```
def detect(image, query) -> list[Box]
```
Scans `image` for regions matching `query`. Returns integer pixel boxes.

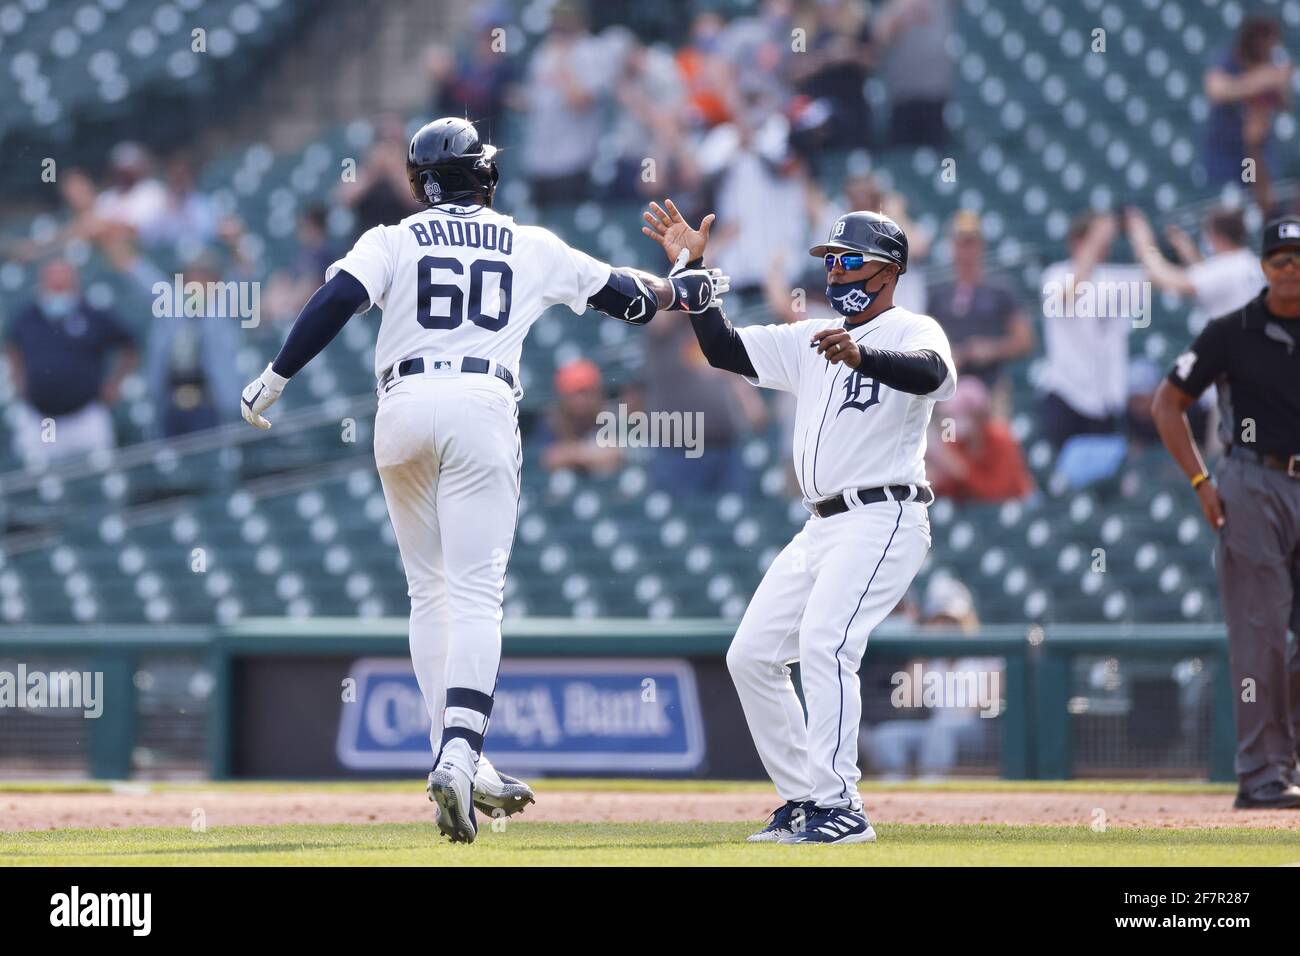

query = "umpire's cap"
[810,211,909,274]
[1262,217,1300,257]
[407,117,500,207]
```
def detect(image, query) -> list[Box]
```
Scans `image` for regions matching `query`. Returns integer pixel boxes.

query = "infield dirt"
[4,787,1298,832]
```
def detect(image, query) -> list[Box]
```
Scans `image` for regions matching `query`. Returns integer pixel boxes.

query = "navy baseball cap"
[1261,217,1300,256]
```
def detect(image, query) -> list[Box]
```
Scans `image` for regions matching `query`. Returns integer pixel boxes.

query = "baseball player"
[240,119,728,843]
[642,201,955,844]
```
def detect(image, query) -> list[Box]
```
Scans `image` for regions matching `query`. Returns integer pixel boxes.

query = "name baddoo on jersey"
[408,220,514,254]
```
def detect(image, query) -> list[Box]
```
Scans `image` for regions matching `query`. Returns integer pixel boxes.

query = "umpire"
[1153,217,1300,809]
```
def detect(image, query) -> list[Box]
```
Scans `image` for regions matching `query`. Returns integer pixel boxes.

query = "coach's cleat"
[746,800,815,843]
[427,747,479,843]
[473,755,536,818]
[1232,780,1300,810]
[778,806,878,845]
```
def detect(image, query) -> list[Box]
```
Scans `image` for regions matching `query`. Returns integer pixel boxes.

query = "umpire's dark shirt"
[6,300,134,417]
[1167,289,1300,456]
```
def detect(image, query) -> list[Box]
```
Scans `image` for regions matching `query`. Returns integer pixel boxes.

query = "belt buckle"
[1288,455,1300,478]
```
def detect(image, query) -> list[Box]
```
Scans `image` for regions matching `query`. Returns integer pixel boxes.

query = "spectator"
[643,310,764,495]
[5,260,138,465]
[536,360,622,476]
[1036,211,1144,449]
[425,5,517,141]
[45,145,167,254]
[927,377,1034,503]
[863,577,1003,778]
[337,113,422,235]
[147,253,242,438]
[265,205,341,323]
[788,0,876,150]
[1202,14,1292,214]
[605,30,697,199]
[1125,206,1266,329]
[718,0,794,106]
[926,211,1032,404]
[519,2,606,206]
[701,99,817,296]
[874,0,954,148]
[94,142,169,236]
[676,11,738,128]
[138,156,218,251]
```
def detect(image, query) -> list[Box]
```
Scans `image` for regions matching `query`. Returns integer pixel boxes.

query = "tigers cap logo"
[1281,223,1300,239]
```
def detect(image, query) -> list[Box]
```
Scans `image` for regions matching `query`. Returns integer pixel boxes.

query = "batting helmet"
[809,211,909,274]
[406,117,500,208]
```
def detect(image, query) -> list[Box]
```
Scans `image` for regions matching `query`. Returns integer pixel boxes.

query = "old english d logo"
[839,370,880,414]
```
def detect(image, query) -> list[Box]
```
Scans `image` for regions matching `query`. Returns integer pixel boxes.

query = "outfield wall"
[0,621,1235,781]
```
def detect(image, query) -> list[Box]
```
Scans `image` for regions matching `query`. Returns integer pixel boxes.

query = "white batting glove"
[240,363,289,430]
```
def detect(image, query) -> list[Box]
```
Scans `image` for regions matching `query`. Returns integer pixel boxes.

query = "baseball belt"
[381,356,516,392]
[810,484,935,518]
[1229,445,1300,478]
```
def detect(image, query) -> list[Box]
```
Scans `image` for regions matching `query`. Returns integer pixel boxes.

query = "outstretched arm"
[638,198,753,376]
[241,270,370,429]
[588,199,728,324]
[689,304,758,377]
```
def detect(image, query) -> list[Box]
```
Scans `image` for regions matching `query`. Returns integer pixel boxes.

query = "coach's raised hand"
[642,199,714,265]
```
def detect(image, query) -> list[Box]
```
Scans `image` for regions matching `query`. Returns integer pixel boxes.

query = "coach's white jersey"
[737,305,956,500]
[326,203,612,383]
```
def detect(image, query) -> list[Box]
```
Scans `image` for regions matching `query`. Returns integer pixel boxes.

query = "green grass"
[0,778,1239,795]
[3,821,1296,866]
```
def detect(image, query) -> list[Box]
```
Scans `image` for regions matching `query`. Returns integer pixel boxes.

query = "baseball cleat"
[1232,780,1300,810]
[746,800,815,843]
[473,756,536,818]
[427,750,479,844]
[778,806,878,845]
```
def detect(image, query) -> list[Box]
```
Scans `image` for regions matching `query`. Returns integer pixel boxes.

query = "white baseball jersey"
[326,203,612,383]
[736,305,956,500]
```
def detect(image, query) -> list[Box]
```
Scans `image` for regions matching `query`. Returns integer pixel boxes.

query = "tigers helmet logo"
[832,221,846,239]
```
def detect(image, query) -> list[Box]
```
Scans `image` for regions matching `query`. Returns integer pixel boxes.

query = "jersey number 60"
[416,256,513,332]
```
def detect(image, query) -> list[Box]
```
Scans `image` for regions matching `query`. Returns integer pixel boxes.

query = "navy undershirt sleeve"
[857,347,948,395]
[687,305,757,378]
[271,271,371,378]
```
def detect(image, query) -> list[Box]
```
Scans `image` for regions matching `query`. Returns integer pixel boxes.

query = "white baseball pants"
[727,498,931,810]
[374,369,520,764]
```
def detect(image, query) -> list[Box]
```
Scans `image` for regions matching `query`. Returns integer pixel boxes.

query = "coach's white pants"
[727,499,930,810]
[374,372,520,763]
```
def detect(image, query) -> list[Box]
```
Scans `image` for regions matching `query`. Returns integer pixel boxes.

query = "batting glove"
[240,363,289,430]
[666,250,731,314]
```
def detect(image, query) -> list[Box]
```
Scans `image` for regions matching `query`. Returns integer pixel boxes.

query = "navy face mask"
[826,264,890,317]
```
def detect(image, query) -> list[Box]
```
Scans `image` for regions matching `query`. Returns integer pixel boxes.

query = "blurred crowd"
[1,3,1292,543]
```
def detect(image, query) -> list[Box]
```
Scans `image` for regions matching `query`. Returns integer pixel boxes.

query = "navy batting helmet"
[809,211,909,274]
[406,117,500,207]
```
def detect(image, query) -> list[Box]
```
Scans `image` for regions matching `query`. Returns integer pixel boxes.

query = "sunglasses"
[823,252,869,271]
[1266,251,1300,269]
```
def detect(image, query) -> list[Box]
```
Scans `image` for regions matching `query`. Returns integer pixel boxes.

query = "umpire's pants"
[1215,454,1300,789]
